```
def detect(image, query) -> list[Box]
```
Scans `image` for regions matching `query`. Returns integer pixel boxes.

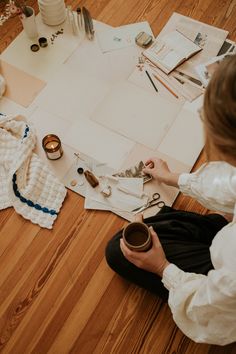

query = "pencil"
[145,70,158,92]
[153,74,179,99]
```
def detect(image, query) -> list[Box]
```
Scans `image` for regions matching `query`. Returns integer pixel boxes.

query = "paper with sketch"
[97,21,153,53]
[92,81,182,150]
[85,177,148,212]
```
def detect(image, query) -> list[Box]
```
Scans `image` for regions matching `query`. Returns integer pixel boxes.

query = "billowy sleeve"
[162,251,236,345]
[178,162,236,214]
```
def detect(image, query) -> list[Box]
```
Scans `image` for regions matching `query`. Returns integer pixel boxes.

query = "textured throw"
[0,113,67,229]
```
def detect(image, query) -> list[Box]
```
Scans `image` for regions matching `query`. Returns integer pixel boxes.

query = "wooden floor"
[0,0,236,353]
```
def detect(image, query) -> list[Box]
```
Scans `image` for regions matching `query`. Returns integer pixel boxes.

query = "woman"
[105,55,236,345]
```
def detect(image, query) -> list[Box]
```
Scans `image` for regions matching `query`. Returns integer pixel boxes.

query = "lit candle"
[42,134,63,160]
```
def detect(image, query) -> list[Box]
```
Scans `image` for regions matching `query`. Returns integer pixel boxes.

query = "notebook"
[143,30,202,74]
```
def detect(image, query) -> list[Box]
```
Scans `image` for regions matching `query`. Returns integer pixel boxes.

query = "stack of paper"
[84,176,148,214]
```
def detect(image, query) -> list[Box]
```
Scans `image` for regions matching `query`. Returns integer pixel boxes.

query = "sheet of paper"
[34,64,112,121]
[92,81,182,150]
[1,14,80,81]
[85,177,148,212]
[62,155,115,197]
[84,198,135,221]
[0,60,46,107]
[128,65,185,103]
[158,105,204,166]
[0,96,28,116]
[28,107,72,142]
[62,118,135,170]
[65,36,141,85]
[97,21,153,53]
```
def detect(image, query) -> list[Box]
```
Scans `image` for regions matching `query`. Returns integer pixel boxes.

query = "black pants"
[105,206,228,301]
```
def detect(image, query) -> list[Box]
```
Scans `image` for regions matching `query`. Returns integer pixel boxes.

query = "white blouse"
[162,161,236,345]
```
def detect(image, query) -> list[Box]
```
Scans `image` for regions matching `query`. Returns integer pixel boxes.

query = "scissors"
[132,192,165,214]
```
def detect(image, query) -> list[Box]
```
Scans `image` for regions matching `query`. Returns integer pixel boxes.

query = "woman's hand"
[143,157,180,187]
[120,225,170,277]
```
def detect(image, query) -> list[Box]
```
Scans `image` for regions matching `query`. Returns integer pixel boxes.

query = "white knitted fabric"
[0,113,67,229]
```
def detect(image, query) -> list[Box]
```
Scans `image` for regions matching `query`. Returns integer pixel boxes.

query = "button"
[77,167,84,174]
[70,179,77,187]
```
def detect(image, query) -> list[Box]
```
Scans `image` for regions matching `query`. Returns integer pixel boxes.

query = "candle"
[42,134,63,160]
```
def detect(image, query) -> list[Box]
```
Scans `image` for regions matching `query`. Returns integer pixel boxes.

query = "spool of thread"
[84,170,99,188]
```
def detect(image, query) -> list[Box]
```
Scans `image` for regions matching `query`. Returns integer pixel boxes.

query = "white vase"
[38,0,66,26]
[20,6,38,39]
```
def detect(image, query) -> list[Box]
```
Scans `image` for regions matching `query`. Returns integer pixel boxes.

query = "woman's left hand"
[120,226,170,277]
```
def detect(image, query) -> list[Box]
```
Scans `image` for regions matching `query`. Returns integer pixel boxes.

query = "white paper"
[0,96,28,116]
[158,106,204,166]
[85,177,148,212]
[92,81,182,150]
[1,14,80,81]
[97,21,153,53]
[128,65,185,103]
[62,119,135,170]
[65,37,141,85]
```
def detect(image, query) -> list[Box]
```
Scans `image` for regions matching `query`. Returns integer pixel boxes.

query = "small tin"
[135,31,153,48]
[42,134,63,160]
[30,43,40,52]
[39,37,48,47]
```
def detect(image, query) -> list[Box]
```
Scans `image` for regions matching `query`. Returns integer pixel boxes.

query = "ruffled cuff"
[162,263,185,290]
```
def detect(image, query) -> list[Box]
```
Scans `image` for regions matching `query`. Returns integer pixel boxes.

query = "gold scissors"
[132,192,165,214]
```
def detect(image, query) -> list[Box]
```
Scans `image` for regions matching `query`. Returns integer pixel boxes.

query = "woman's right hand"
[143,157,180,187]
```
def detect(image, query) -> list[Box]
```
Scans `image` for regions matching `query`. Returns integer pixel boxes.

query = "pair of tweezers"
[82,6,94,40]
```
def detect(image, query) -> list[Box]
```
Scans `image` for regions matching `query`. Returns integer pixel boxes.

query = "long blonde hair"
[203,54,236,165]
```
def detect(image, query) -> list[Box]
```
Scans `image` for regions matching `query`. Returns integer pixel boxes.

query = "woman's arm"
[143,158,236,214]
[162,262,236,345]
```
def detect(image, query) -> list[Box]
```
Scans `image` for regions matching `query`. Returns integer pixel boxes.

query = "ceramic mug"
[123,222,152,252]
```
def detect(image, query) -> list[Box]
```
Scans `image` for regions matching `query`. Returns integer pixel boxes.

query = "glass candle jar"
[42,134,63,160]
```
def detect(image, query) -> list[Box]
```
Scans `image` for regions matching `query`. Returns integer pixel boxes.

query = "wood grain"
[1,0,236,353]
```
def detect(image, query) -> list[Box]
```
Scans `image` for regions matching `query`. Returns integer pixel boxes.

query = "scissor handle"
[157,201,165,208]
[148,193,160,206]
[152,192,161,200]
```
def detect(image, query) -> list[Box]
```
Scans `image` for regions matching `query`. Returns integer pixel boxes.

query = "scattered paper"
[195,40,236,87]
[85,177,148,212]
[92,81,182,150]
[97,21,153,53]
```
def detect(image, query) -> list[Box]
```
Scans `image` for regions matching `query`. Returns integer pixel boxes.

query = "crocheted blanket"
[0,113,67,229]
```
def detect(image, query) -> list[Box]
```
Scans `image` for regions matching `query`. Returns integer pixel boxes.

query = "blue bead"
[20,196,27,203]
[15,191,20,197]
[50,210,57,215]
[35,204,41,210]
[42,207,49,213]
[27,200,34,207]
